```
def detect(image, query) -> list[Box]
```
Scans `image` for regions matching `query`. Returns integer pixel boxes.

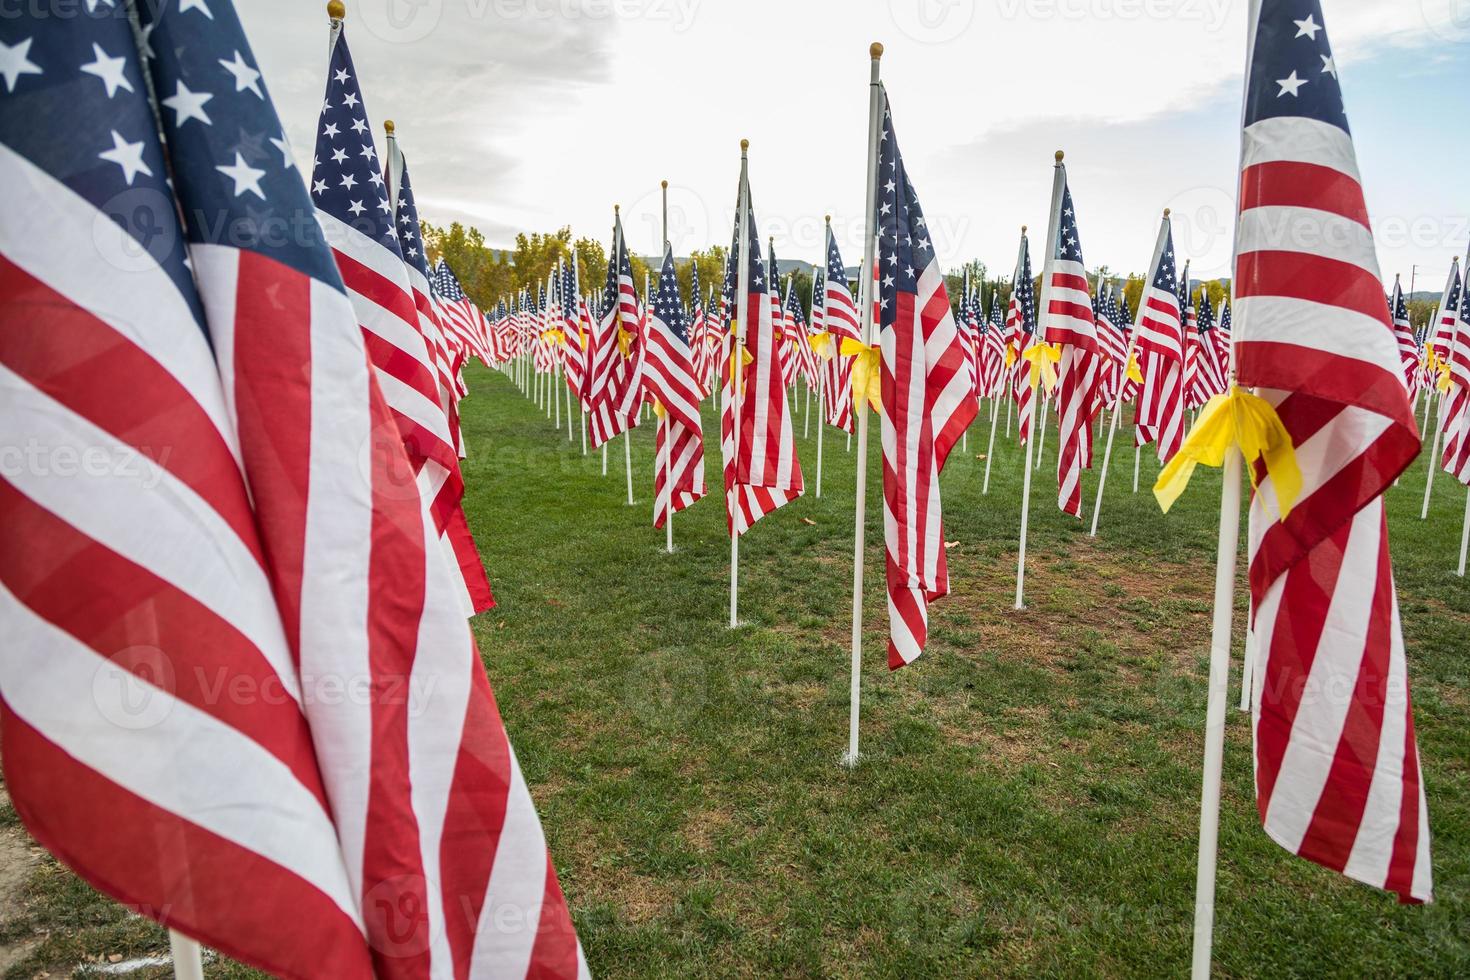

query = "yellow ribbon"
[617,326,634,358]
[1437,360,1452,393]
[809,331,835,361]
[1126,351,1144,384]
[654,401,666,419]
[727,342,755,394]
[841,337,881,413]
[1153,386,1302,519]
[540,328,565,346]
[1004,341,1018,369]
[1022,342,1062,393]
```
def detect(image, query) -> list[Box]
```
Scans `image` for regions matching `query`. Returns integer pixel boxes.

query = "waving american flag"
[875,88,977,669]
[1041,168,1100,518]
[817,222,860,433]
[1132,215,1185,462]
[1388,275,1418,397]
[1237,0,1429,903]
[646,246,708,528]
[0,2,586,976]
[1006,230,1039,443]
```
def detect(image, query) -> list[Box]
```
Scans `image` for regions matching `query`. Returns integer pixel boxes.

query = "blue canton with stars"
[1217,297,1228,333]
[1012,236,1036,336]
[653,245,688,343]
[825,226,852,298]
[1053,183,1085,267]
[0,5,204,329]
[1152,224,1179,295]
[312,27,398,254]
[392,158,431,278]
[1244,0,1348,135]
[874,86,938,333]
[1197,286,1215,333]
[436,258,469,302]
[135,0,341,290]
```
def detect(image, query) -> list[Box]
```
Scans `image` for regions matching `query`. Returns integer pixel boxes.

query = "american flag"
[722,170,803,534]
[435,258,495,368]
[645,246,708,527]
[687,262,712,396]
[560,256,591,408]
[1006,231,1039,443]
[955,276,982,406]
[1189,284,1228,407]
[816,223,859,433]
[0,3,587,977]
[981,291,1007,398]
[1132,215,1185,462]
[1441,258,1470,483]
[765,239,796,387]
[312,23,495,614]
[1236,0,1430,902]
[1212,293,1233,381]
[875,88,977,669]
[1094,282,1128,406]
[1389,275,1418,397]
[1040,170,1100,518]
[784,273,817,387]
[587,215,643,448]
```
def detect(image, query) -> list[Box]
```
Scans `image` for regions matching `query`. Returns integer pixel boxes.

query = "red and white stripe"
[1042,247,1099,519]
[1237,108,1431,902]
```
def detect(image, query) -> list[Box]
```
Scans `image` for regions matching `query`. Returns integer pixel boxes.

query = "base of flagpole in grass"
[1422,395,1443,520]
[1190,448,1243,980]
[1459,485,1470,577]
[1015,429,1036,610]
[1132,442,1141,493]
[169,931,204,980]
[602,442,608,476]
[624,430,635,505]
[982,393,1000,495]
[1238,621,1256,713]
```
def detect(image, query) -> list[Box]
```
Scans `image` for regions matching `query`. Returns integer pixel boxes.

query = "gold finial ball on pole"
[870,42,884,59]
[740,138,749,151]
[825,214,831,223]
[661,179,668,189]
[383,119,395,135]
[1021,224,1027,233]
[1054,150,1064,162]
[1163,208,1171,217]
[614,204,620,214]
[327,0,346,21]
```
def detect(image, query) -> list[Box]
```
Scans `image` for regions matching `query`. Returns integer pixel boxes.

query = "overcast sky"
[241,0,1470,289]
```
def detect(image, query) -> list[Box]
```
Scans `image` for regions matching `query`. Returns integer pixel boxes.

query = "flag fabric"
[874,88,978,669]
[0,5,588,979]
[1236,0,1430,903]
[1040,171,1101,518]
[312,24,495,615]
[1132,217,1186,462]
[645,246,708,527]
[587,217,643,448]
[818,223,860,433]
[388,151,495,609]
[1094,282,1128,406]
[981,292,1007,398]
[1430,262,1461,364]
[1389,277,1418,397]
[722,172,803,535]
[435,258,495,367]
[784,274,816,387]
[1441,259,1470,483]
[1007,232,1040,443]
[688,263,712,396]
[1181,285,1228,408]
[559,257,591,407]
[1213,294,1233,381]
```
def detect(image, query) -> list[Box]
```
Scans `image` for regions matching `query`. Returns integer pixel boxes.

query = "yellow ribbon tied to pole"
[1022,341,1062,393]
[728,340,755,394]
[617,326,634,358]
[1004,340,1018,369]
[1153,386,1302,518]
[841,337,881,413]
[1125,351,1144,384]
[540,329,565,347]
[1437,360,1452,393]
[809,331,835,362]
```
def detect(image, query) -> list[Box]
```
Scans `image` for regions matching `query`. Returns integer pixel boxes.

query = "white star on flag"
[215,151,266,198]
[161,80,213,127]
[80,42,131,98]
[1276,71,1306,97]
[218,50,262,97]
[0,37,42,92]
[98,129,151,185]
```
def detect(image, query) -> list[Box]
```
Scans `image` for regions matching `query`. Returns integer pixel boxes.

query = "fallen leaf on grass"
[976,454,987,460]
[944,540,959,549]
[800,517,817,526]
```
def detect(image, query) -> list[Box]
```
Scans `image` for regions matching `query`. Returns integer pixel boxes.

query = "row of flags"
[0,0,1447,973]
[484,0,1435,925]
[0,2,585,977]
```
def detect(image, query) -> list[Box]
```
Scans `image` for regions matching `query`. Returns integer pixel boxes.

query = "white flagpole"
[1238,618,1257,713]
[982,388,1000,494]
[816,364,826,498]
[1091,212,1170,536]
[1035,395,1050,471]
[1459,486,1470,577]
[169,931,205,980]
[1133,441,1141,493]
[1191,447,1243,980]
[1017,151,1065,617]
[844,42,884,768]
[661,181,674,553]
[816,216,833,500]
[730,142,753,628]
[1422,391,1442,520]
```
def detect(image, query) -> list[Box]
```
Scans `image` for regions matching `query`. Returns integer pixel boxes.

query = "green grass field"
[2,362,1466,978]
